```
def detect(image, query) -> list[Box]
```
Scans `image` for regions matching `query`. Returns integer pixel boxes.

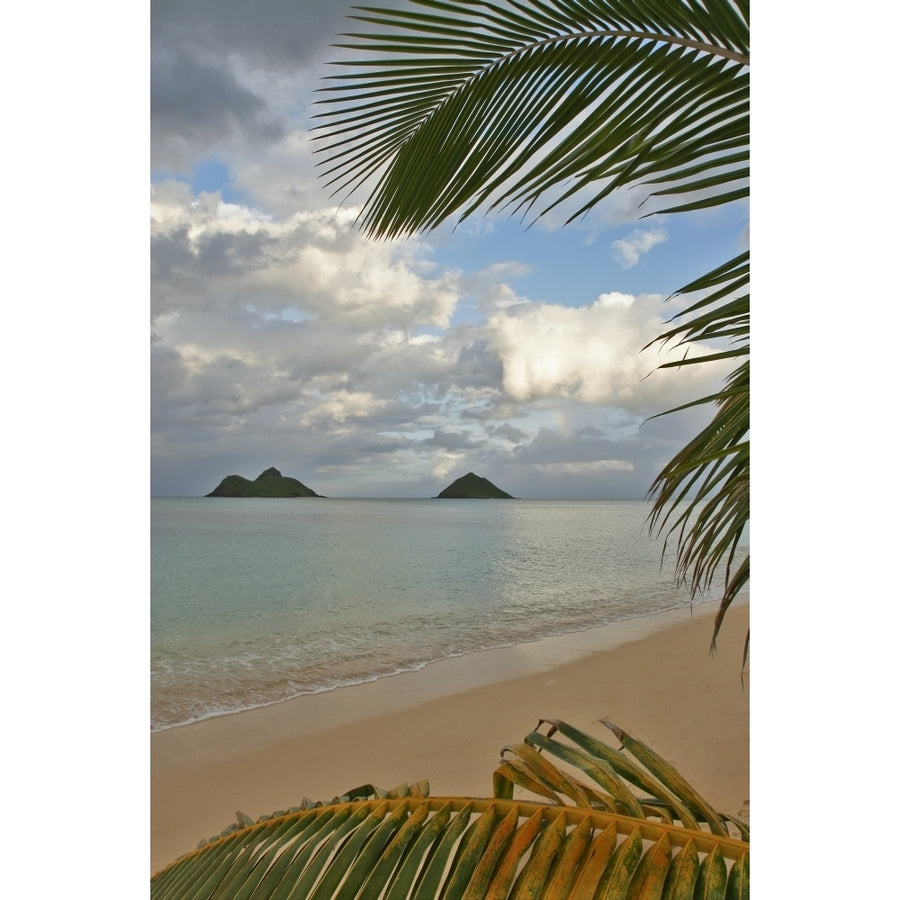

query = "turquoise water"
[151,498,745,731]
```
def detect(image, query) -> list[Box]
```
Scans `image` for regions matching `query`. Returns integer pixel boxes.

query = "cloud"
[150,0,412,172]
[610,228,668,269]
[487,422,530,444]
[151,48,284,169]
[151,183,460,330]
[299,390,388,428]
[151,0,367,71]
[535,459,633,474]
[484,291,726,412]
[427,428,485,451]
[151,176,730,498]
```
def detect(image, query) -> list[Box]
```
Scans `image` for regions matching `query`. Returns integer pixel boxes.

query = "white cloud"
[299,390,387,427]
[233,130,333,218]
[152,184,461,330]
[486,293,684,408]
[611,227,667,269]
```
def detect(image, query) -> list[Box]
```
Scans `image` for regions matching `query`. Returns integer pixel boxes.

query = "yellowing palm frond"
[151,720,749,899]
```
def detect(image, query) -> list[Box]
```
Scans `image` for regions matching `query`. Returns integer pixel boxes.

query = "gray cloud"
[151,0,408,169]
[152,0,354,70]
[151,48,284,160]
[487,423,530,444]
[426,428,485,452]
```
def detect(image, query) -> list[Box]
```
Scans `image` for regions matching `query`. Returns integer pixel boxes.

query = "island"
[436,472,515,499]
[205,467,324,498]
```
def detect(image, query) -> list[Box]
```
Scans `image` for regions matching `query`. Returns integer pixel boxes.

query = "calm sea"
[151,498,746,731]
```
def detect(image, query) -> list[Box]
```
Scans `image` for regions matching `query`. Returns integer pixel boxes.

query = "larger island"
[206,467,323,498]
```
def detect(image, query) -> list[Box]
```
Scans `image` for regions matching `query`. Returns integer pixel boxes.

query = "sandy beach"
[151,596,749,875]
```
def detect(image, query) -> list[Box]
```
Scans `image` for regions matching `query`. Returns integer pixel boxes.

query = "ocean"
[151,497,746,732]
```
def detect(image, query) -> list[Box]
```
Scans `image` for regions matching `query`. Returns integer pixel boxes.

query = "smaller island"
[206,467,324,498]
[436,472,514,499]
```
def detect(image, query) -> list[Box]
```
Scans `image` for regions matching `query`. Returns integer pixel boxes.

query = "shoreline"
[151,595,749,874]
[152,597,735,735]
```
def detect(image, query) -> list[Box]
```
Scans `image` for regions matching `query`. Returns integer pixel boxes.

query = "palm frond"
[494,718,748,840]
[151,720,749,899]
[646,253,749,659]
[313,0,749,237]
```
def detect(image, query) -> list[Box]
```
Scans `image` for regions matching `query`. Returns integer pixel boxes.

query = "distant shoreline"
[151,495,650,501]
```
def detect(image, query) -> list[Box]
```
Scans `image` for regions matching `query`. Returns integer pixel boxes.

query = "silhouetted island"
[436,472,514,499]
[206,467,324,498]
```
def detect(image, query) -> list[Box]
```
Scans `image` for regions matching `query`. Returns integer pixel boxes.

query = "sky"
[150,0,749,499]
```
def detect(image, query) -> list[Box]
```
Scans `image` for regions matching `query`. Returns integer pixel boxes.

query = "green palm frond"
[645,253,749,660]
[314,0,749,237]
[151,720,749,899]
